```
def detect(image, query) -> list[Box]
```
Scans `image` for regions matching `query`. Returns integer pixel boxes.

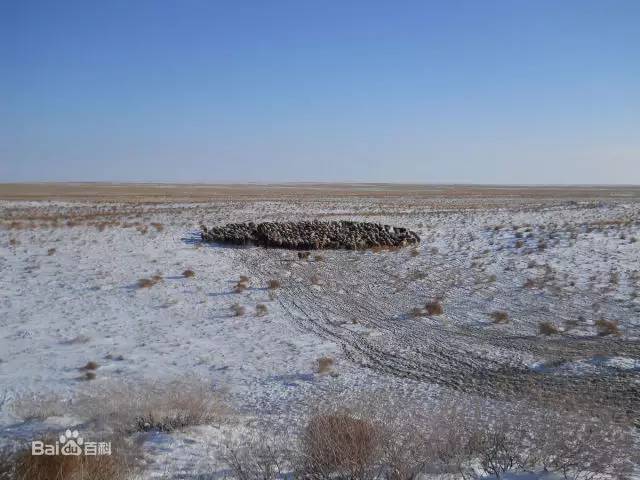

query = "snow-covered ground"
[1,194,639,476]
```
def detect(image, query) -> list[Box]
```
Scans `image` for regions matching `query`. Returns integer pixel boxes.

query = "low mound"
[200,221,420,250]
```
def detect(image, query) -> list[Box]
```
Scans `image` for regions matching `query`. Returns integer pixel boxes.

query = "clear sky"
[1,0,639,184]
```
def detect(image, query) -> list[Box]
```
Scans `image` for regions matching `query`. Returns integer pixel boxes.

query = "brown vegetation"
[490,310,509,323]
[232,303,246,317]
[316,357,334,374]
[137,275,162,289]
[256,304,268,316]
[424,301,443,316]
[539,321,560,335]
[595,318,620,336]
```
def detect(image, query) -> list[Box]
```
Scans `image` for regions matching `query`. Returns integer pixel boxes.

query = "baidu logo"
[31,429,111,456]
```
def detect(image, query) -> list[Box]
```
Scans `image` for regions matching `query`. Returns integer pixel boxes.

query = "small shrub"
[424,301,443,316]
[256,304,268,316]
[298,251,311,260]
[231,303,246,317]
[267,279,281,289]
[490,310,509,323]
[316,356,334,374]
[81,361,99,370]
[301,414,380,479]
[595,318,619,336]
[47,247,56,256]
[539,321,560,335]
[83,371,97,381]
[183,269,195,278]
[137,275,162,289]
[234,281,249,293]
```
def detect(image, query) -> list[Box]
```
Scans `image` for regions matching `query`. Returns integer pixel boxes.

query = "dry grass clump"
[231,303,246,317]
[410,248,420,257]
[539,321,560,335]
[81,361,99,370]
[298,251,311,260]
[314,254,325,261]
[0,437,135,480]
[150,222,164,232]
[424,301,443,316]
[490,310,509,323]
[82,371,97,381]
[47,247,56,256]
[301,414,380,479]
[234,276,250,293]
[182,269,195,278]
[256,303,268,316]
[595,318,620,336]
[267,279,281,289]
[316,356,334,374]
[310,275,322,286]
[410,307,424,318]
[77,378,227,433]
[137,274,162,289]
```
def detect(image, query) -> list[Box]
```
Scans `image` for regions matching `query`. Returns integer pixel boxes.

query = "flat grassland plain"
[1,183,640,476]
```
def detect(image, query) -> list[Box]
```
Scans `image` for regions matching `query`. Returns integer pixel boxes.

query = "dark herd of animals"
[200,221,420,250]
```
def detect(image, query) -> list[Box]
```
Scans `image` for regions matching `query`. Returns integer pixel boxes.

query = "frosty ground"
[1,184,639,477]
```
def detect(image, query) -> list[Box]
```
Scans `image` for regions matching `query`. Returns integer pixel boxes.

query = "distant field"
[1,182,640,202]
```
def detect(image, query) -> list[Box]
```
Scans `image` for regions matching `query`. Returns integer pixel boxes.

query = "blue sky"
[1,0,639,183]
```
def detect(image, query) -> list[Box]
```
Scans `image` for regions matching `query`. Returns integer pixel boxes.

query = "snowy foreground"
[1,189,640,478]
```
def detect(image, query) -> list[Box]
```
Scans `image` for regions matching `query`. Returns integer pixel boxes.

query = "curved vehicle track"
[239,238,640,418]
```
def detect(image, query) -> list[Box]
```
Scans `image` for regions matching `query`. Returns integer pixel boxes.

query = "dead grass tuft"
[81,361,99,370]
[231,303,246,317]
[47,248,56,256]
[301,413,379,478]
[424,301,443,316]
[267,279,281,289]
[490,310,509,323]
[256,304,268,316]
[595,318,620,336]
[316,357,334,374]
[539,321,560,335]
[182,269,195,278]
[137,275,162,289]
